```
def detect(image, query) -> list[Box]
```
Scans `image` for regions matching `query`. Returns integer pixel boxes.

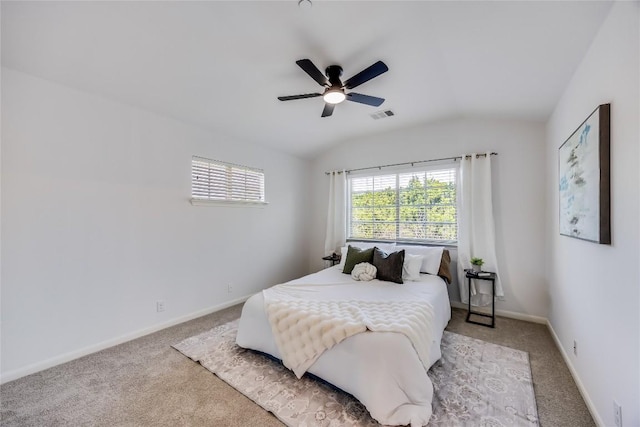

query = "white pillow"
[337,246,348,269]
[402,254,423,281]
[337,242,396,269]
[396,245,444,275]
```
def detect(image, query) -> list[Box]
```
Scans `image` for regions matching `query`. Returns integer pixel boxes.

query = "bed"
[236,248,451,427]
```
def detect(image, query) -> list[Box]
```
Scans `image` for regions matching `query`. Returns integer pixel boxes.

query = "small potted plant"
[470,257,484,273]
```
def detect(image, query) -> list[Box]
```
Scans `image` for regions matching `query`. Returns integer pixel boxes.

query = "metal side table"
[465,270,497,328]
[322,253,341,267]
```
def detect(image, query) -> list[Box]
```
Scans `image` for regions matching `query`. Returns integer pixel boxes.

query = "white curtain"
[457,153,503,305]
[324,171,347,256]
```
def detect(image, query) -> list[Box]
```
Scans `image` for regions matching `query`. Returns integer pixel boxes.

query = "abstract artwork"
[558,104,610,244]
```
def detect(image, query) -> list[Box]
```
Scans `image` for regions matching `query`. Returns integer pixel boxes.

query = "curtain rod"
[324,152,498,175]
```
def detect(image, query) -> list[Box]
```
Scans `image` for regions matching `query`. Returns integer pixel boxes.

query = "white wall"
[545,2,639,426]
[310,117,548,318]
[0,68,312,381]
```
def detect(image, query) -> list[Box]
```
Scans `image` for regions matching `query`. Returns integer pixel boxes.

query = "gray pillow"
[342,246,375,274]
[373,248,405,284]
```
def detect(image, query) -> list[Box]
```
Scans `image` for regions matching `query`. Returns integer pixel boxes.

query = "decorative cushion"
[338,241,396,269]
[437,249,453,283]
[402,254,423,281]
[372,248,405,284]
[342,246,375,274]
[396,245,444,275]
[351,262,377,281]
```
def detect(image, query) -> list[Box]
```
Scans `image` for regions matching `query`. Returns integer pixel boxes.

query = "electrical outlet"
[156,300,165,312]
[227,283,233,293]
[613,400,622,427]
[573,340,577,356]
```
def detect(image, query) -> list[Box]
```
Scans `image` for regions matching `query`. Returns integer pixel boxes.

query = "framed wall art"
[558,103,610,244]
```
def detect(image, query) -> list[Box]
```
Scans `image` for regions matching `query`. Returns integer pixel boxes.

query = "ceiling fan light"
[323,90,346,104]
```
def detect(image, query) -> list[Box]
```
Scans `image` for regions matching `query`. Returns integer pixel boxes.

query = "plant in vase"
[470,257,484,273]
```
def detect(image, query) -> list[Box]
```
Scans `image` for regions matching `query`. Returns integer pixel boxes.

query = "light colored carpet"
[0,306,594,426]
[173,319,539,426]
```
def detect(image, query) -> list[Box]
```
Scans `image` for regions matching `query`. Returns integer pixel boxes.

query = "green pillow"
[342,246,375,274]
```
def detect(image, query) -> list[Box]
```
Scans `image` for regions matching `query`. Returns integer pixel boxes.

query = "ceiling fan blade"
[346,92,385,107]
[278,93,322,101]
[321,103,335,117]
[296,59,329,87]
[344,61,389,89]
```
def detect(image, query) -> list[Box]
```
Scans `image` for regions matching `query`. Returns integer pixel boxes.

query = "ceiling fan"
[278,59,389,117]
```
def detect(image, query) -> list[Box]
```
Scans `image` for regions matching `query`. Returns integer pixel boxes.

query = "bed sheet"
[236,265,451,426]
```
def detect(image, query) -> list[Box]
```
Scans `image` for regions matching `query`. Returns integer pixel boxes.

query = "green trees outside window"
[349,168,457,243]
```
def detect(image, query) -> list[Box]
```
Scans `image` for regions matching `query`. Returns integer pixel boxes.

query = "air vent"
[370,110,395,120]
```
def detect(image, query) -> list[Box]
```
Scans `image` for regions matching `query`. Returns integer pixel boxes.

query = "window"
[191,156,266,205]
[348,165,457,244]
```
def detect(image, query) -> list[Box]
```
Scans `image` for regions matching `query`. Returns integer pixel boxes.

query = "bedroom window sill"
[190,198,269,208]
[347,239,457,248]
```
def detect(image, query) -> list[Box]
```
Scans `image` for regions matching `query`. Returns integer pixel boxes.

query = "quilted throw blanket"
[263,283,435,379]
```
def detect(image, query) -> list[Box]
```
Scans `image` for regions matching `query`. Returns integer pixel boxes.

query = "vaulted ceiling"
[2,1,612,158]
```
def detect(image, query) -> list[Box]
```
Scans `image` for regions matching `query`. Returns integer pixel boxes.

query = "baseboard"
[0,294,253,385]
[450,301,547,324]
[545,320,604,427]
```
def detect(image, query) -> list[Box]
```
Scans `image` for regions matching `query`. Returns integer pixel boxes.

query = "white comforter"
[263,284,435,378]
[236,266,451,427]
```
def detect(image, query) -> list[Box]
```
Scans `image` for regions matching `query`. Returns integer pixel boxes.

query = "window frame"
[190,156,267,207]
[346,162,458,246]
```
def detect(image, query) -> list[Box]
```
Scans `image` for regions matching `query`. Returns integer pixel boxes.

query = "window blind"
[348,165,457,244]
[191,156,265,204]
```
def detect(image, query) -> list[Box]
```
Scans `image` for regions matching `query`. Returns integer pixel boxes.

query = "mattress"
[236,265,451,426]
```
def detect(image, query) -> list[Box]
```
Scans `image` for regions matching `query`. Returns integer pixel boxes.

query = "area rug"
[173,320,539,426]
